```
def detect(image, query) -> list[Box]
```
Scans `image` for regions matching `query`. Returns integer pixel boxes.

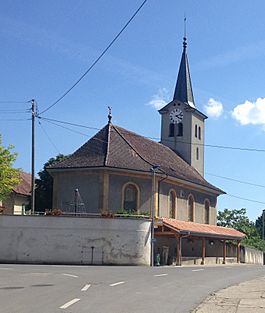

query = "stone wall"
[0,215,151,265]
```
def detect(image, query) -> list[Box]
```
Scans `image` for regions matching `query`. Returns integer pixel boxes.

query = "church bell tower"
[159,37,207,176]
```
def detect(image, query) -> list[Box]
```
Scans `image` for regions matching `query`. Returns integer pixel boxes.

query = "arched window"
[188,195,194,222]
[169,123,175,137]
[169,190,176,218]
[177,123,183,136]
[205,200,210,224]
[196,147,199,160]
[123,183,139,212]
[195,125,197,138]
[198,127,201,140]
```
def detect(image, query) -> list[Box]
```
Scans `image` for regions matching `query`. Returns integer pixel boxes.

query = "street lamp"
[150,165,160,267]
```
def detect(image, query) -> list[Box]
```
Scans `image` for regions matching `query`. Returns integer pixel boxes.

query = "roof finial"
[108,106,112,124]
[183,14,187,50]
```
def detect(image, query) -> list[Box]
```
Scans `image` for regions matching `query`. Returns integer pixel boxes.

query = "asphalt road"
[0,264,264,313]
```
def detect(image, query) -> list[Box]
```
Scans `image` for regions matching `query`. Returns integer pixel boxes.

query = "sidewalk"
[193,276,265,313]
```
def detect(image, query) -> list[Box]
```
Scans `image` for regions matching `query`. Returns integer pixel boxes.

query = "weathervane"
[108,106,112,124]
[183,14,187,49]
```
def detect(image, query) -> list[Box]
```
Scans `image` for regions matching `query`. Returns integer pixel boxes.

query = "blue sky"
[1,0,265,221]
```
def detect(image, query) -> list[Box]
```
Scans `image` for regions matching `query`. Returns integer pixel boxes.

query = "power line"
[40,117,265,205]
[0,118,30,121]
[0,101,30,104]
[38,116,100,131]
[38,120,61,154]
[39,0,148,116]
[206,172,265,189]
[226,194,265,206]
[37,116,265,153]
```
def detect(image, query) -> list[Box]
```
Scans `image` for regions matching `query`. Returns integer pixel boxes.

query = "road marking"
[154,273,168,277]
[225,267,232,269]
[192,269,204,272]
[62,273,78,278]
[109,281,125,287]
[60,298,80,309]
[0,268,13,271]
[81,284,91,291]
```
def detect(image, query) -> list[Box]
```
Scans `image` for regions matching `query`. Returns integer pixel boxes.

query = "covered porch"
[154,218,245,266]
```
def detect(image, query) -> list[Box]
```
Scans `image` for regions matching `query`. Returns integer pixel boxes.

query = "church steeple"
[173,37,195,108]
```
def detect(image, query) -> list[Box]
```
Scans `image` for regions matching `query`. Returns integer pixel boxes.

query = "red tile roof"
[49,123,224,194]
[13,172,31,196]
[162,218,245,240]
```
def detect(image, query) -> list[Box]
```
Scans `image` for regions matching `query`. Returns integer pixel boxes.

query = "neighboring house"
[1,171,31,215]
[48,37,245,265]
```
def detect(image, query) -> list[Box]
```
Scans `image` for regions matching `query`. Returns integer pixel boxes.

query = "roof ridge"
[104,123,111,166]
[112,125,155,169]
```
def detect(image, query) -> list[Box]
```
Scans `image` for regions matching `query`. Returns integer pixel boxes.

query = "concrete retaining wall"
[0,215,151,265]
[241,246,263,265]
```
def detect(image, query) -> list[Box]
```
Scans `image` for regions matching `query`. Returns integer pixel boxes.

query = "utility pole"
[31,99,36,214]
[150,165,159,267]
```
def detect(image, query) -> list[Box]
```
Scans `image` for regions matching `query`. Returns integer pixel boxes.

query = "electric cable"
[39,0,148,115]
[37,116,265,153]
[38,120,61,154]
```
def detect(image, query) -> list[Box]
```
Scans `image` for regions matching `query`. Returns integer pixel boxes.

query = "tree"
[0,136,20,201]
[217,208,265,251]
[35,154,67,212]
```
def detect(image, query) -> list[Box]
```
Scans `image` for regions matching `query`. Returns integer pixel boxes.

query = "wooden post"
[176,235,182,266]
[201,238,206,265]
[222,240,226,264]
[237,240,241,263]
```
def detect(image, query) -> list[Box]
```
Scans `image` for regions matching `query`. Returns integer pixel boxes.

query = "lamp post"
[150,165,159,267]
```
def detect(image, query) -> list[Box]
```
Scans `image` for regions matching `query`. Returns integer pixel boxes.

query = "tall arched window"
[198,127,201,140]
[169,190,176,218]
[177,123,183,136]
[195,125,197,138]
[196,147,199,160]
[205,200,210,224]
[188,195,194,222]
[169,123,175,137]
[123,183,139,212]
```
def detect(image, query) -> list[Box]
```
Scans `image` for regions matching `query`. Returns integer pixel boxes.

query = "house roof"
[13,171,31,196]
[48,123,224,194]
[161,218,245,240]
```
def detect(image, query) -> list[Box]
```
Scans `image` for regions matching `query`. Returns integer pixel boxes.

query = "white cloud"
[204,98,224,118]
[147,88,170,110]
[232,98,265,126]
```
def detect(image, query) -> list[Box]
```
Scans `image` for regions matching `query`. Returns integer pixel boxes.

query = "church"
[48,37,244,265]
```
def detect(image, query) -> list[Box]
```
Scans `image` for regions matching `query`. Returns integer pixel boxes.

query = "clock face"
[169,108,183,124]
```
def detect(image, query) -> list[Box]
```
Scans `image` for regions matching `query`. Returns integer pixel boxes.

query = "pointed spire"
[173,36,195,108]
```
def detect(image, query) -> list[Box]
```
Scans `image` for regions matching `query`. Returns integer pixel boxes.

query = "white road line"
[109,281,125,287]
[62,273,78,278]
[192,269,204,272]
[154,273,168,277]
[225,267,232,269]
[81,284,91,291]
[0,268,13,270]
[59,298,80,309]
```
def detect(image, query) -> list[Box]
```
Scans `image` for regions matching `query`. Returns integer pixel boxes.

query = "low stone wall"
[0,215,151,265]
[241,246,263,265]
